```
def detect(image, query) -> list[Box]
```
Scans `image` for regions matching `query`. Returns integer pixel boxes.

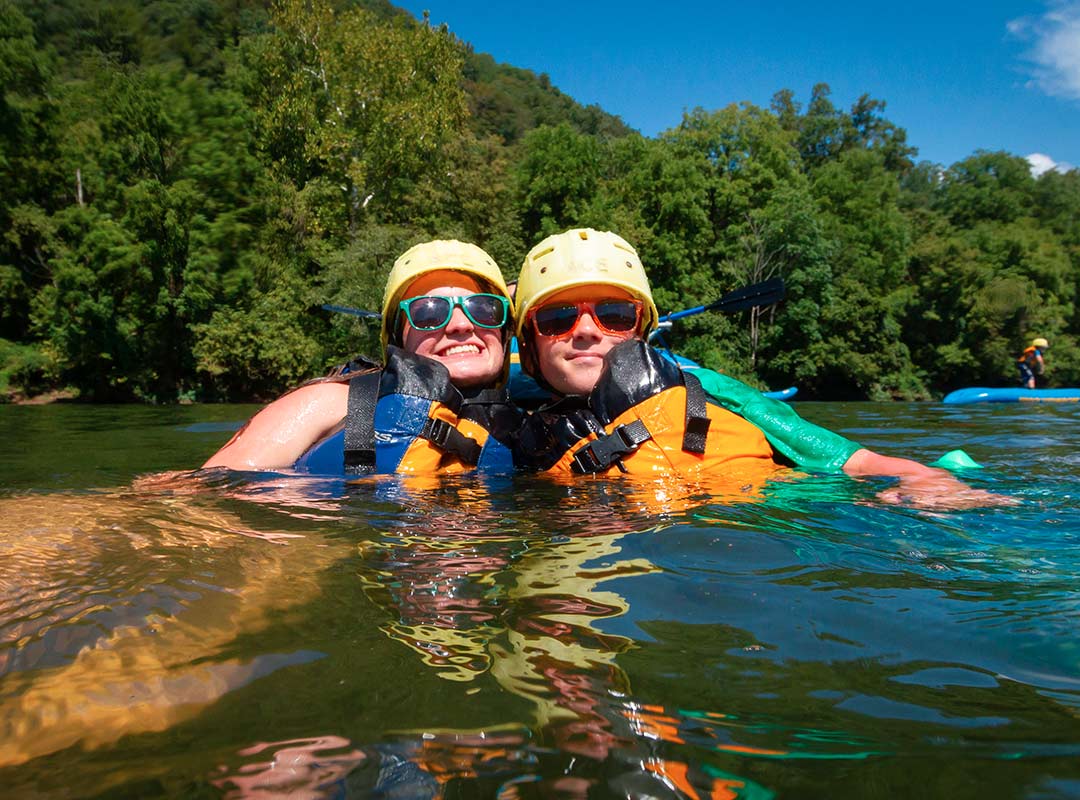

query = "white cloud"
[1009,2,1080,100]
[1026,152,1076,175]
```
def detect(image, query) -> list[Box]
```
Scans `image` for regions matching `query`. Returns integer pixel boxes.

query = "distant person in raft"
[1017,337,1049,389]
[510,227,1010,508]
[203,240,521,474]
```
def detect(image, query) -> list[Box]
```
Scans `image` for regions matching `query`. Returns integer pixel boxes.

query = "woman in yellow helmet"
[204,240,521,474]
[512,228,1010,508]
[1018,337,1049,389]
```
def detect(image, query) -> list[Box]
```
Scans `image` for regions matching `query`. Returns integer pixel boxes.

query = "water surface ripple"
[0,401,1078,798]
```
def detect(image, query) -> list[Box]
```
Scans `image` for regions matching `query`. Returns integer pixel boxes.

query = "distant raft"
[943,387,1080,405]
[761,386,798,401]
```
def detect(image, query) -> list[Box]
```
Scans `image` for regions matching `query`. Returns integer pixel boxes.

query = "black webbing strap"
[682,372,711,454]
[343,370,381,473]
[419,417,483,465]
[571,419,652,474]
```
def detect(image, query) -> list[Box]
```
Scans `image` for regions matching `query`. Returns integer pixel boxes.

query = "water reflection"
[3,447,1079,798]
[0,467,804,793]
[199,474,873,798]
[0,474,354,767]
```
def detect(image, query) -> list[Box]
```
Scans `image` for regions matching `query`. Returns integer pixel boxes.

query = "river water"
[1,401,1078,799]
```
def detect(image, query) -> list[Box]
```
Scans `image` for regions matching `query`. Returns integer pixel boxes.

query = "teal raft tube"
[508,341,797,402]
[943,387,1080,405]
[659,352,798,399]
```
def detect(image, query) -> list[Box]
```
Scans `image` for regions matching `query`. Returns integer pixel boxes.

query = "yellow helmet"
[380,240,510,356]
[514,228,659,340]
[1032,337,1049,349]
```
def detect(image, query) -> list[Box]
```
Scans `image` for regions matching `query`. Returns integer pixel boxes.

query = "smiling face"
[531,286,640,396]
[400,271,506,389]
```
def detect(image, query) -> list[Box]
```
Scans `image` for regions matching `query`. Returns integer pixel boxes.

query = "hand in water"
[844,448,1017,511]
[876,470,1019,511]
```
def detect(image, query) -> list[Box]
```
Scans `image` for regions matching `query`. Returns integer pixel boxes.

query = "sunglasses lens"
[464,295,506,327]
[594,301,639,332]
[406,296,451,329]
[534,305,580,337]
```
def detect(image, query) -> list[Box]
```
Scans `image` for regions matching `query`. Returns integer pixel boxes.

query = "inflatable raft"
[508,345,797,403]
[761,386,798,401]
[655,352,797,400]
[943,387,1080,405]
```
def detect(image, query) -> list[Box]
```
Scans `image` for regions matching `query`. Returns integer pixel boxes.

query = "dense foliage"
[3,0,1078,402]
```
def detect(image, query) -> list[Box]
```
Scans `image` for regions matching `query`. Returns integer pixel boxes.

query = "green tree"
[599,134,711,316]
[904,211,1075,391]
[394,130,523,271]
[776,84,916,176]
[794,83,846,170]
[514,122,604,242]
[1033,167,1080,252]
[315,223,430,363]
[461,49,630,145]
[847,93,916,175]
[1,0,61,340]
[810,148,920,398]
[236,0,468,235]
[936,151,1037,228]
[660,104,831,382]
[192,271,321,401]
[30,205,146,399]
[26,62,269,400]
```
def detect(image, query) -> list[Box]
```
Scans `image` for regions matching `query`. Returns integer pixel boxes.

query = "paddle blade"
[704,278,785,314]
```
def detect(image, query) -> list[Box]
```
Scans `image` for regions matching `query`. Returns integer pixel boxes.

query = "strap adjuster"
[571,420,652,473]
[424,417,453,447]
[421,417,483,465]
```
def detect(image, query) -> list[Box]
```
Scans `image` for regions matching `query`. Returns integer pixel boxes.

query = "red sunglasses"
[530,299,643,339]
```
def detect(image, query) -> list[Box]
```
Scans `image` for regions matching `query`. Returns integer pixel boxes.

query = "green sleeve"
[691,369,861,473]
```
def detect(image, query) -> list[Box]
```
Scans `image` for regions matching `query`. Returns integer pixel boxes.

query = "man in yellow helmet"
[1018,337,1049,389]
[512,228,1009,508]
[204,240,520,474]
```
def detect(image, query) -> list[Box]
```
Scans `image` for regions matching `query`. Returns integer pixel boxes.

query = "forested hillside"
[3,0,1078,402]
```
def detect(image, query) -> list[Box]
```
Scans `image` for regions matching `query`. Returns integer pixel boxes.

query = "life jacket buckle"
[425,417,453,447]
[421,416,483,465]
[571,420,651,473]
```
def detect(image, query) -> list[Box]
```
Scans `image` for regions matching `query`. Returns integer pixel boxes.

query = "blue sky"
[395,1,1079,175]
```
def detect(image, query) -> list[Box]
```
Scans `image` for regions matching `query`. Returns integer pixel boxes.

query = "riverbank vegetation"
[3,0,1078,401]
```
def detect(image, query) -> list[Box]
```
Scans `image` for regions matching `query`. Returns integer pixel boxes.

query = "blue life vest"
[295,347,519,476]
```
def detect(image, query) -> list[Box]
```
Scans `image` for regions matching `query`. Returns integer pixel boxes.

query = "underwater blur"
[1,401,1078,799]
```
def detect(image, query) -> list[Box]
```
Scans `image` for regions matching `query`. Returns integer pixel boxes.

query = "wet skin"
[401,272,506,389]
[531,286,638,396]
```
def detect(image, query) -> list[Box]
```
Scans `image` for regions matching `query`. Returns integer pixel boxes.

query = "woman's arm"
[843,448,1015,509]
[202,382,351,470]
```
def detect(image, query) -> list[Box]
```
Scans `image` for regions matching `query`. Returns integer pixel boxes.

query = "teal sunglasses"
[399,293,510,331]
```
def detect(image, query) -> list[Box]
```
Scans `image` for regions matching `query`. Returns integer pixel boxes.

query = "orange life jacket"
[1018,345,1042,367]
[512,340,785,481]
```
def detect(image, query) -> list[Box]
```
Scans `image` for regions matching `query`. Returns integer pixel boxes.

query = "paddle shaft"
[658,277,785,323]
[322,304,381,319]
